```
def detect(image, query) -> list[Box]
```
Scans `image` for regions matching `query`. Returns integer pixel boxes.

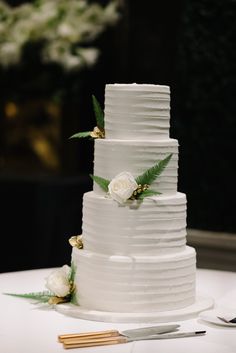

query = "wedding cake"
[5,83,212,323]
[70,83,198,320]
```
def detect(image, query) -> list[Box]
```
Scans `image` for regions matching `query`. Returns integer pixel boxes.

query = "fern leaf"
[90,174,110,192]
[92,95,104,129]
[69,131,91,139]
[137,189,162,200]
[69,261,76,283]
[70,291,78,305]
[135,153,173,186]
[4,291,54,303]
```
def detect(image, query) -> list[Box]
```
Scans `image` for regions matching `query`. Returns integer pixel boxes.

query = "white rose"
[108,172,138,204]
[45,265,71,297]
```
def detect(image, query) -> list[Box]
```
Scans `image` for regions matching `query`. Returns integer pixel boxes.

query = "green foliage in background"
[0,0,119,70]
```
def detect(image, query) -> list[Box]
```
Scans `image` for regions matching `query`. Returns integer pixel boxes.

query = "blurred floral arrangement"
[0,0,119,71]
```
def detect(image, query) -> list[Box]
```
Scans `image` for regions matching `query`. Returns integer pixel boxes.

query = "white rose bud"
[108,172,138,204]
[45,265,71,297]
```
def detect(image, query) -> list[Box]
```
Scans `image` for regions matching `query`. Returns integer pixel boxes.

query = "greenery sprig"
[135,153,173,186]
[89,174,110,192]
[4,291,55,303]
[4,262,77,305]
[136,188,161,200]
[69,95,105,140]
[90,153,173,201]
[92,95,104,130]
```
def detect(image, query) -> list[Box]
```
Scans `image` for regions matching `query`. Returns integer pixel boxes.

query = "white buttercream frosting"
[72,246,196,313]
[105,84,170,140]
[93,138,178,195]
[82,191,187,255]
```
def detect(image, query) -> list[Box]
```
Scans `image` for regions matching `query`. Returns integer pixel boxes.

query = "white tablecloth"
[1,268,236,353]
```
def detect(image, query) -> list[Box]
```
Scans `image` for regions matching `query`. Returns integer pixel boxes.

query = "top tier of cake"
[105,83,170,140]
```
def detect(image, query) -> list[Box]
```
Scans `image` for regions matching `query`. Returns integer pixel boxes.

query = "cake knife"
[59,324,179,342]
[59,324,180,348]
[62,329,206,349]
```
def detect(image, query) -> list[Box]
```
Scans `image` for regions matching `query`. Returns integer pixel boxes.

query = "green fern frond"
[135,154,173,186]
[136,189,161,200]
[4,291,54,303]
[90,174,110,192]
[68,262,78,305]
[69,262,76,283]
[70,291,78,305]
[69,131,91,139]
[92,95,104,129]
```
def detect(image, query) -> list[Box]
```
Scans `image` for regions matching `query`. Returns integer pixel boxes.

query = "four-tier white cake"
[71,83,199,320]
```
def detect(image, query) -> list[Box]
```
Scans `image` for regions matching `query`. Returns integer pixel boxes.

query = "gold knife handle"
[63,336,127,349]
[58,329,119,342]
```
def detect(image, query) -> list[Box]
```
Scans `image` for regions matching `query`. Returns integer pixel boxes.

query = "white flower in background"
[43,40,69,60]
[0,0,119,70]
[57,23,75,40]
[108,172,138,204]
[78,47,99,66]
[11,21,33,44]
[45,265,71,297]
[62,54,83,71]
[42,39,81,70]
[103,2,120,24]
[0,42,21,66]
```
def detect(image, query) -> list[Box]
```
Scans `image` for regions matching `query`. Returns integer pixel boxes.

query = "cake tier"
[82,191,187,255]
[93,138,178,195]
[105,84,170,140]
[72,246,196,313]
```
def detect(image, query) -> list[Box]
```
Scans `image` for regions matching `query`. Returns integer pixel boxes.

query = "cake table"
[1,267,235,353]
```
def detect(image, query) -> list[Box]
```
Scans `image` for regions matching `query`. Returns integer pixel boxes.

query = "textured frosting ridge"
[93,139,178,195]
[105,84,170,140]
[72,246,196,313]
[82,191,187,255]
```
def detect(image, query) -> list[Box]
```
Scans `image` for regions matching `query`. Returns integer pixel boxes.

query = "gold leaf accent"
[130,184,149,199]
[69,282,76,294]
[48,296,67,305]
[69,235,83,249]
[90,126,105,139]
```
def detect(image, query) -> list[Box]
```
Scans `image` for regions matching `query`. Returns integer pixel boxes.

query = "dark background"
[1,0,235,272]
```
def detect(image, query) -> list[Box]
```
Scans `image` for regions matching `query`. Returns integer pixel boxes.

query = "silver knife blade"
[121,324,180,339]
[126,330,206,342]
